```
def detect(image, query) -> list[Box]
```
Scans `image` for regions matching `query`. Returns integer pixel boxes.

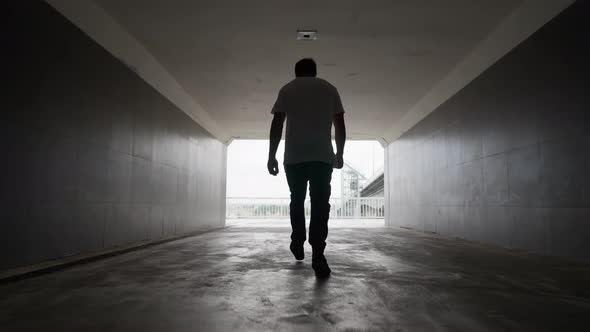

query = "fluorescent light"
[297,29,318,40]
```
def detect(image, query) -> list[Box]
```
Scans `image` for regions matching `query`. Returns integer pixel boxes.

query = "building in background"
[360,167,384,197]
[338,162,384,219]
[340,162,367,198]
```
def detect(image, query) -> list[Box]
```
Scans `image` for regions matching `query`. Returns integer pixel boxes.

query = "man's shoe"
[290,242,304,260]
[312,256,331,278]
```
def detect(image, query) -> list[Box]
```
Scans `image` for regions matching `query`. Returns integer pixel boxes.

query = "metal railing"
[226,197,384,219]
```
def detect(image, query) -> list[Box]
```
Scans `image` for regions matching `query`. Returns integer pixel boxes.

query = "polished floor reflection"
[1,223,589,331]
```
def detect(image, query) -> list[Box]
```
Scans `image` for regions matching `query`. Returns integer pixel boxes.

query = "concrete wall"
[1,2,227,270]
[384,1,589,261]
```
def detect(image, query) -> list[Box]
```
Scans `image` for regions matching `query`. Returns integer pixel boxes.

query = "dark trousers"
[285,161,333,257]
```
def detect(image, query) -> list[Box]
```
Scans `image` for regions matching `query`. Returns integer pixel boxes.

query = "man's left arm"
[268,113,286,175]
[268,90,286,176]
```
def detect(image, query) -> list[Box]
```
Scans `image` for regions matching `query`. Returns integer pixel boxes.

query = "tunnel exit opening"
[225,139,385,227]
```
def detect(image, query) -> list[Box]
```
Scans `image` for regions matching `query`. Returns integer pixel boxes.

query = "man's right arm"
[333,112,346,169]
[332,87,346,169]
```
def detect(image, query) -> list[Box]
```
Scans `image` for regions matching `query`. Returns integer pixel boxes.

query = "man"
[267,58,346,278]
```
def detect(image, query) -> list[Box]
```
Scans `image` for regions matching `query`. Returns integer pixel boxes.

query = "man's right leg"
[285,163,308,260]
[308,162,333,278]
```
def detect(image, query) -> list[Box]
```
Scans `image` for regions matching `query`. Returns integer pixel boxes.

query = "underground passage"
[2,1,589,331]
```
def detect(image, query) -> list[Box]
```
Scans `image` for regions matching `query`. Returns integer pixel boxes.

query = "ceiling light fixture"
[297,29,318,40]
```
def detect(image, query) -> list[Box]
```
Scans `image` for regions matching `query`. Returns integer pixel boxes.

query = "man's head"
[295,58,317,77]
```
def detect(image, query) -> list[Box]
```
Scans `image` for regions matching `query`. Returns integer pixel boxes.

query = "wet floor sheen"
[1,224,589,331]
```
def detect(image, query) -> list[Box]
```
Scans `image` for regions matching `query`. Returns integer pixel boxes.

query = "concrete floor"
[1,223,589,331]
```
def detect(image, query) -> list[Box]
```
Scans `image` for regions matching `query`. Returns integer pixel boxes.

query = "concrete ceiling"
[48,0,574,143]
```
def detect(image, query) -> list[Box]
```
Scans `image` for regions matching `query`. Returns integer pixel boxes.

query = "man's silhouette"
[267,58,346,278]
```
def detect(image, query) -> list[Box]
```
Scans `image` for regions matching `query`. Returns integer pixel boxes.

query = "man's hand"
[333,153,344,169]
[267,157,279,176]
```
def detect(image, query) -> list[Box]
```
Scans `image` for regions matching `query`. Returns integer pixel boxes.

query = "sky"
[227,140,384,198]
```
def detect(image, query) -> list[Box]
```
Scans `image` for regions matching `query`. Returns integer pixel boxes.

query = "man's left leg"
[285,163,308,260]
[308,162,333,277]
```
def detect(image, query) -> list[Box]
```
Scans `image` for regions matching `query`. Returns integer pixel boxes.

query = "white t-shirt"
[271,77,345,165]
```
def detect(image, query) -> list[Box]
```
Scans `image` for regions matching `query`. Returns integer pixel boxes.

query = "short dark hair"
[295,58,317,77]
